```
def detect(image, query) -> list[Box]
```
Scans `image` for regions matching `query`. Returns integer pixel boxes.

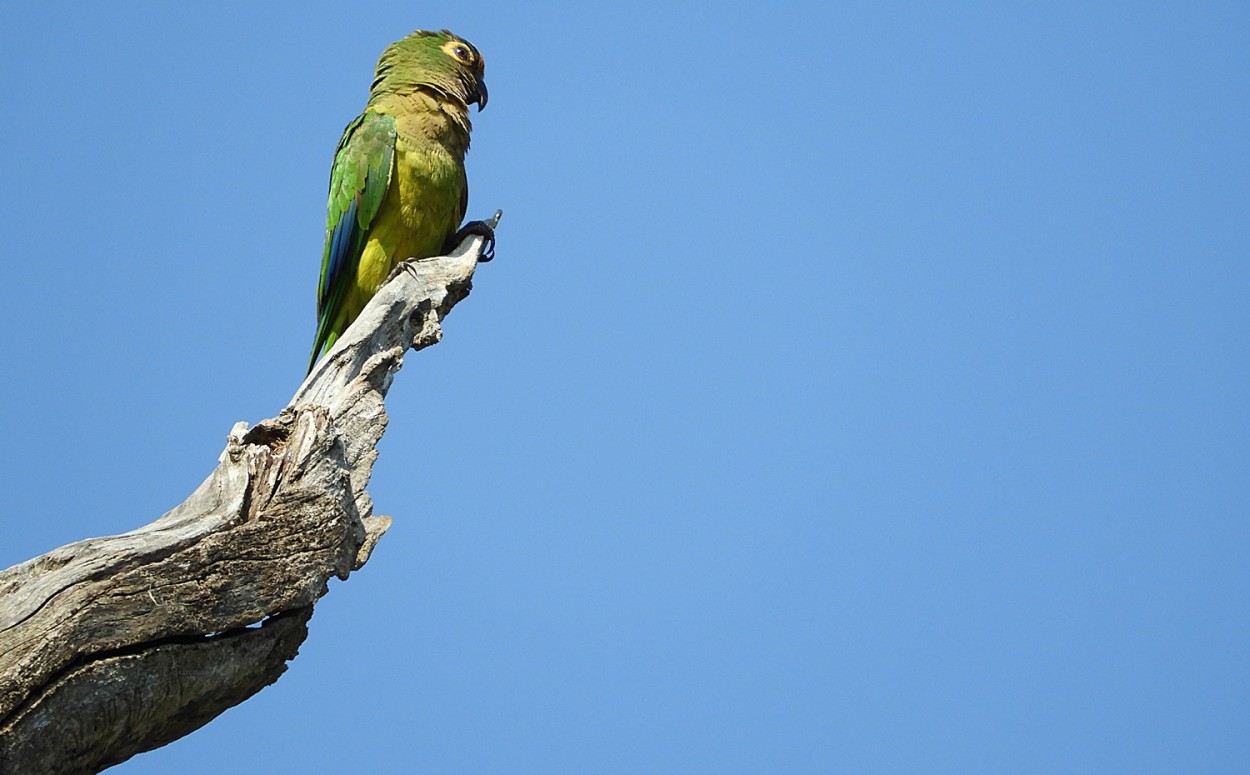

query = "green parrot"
[308,29,492,372]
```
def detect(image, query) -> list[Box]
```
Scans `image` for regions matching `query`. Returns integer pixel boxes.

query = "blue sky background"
[1,2,1247,772]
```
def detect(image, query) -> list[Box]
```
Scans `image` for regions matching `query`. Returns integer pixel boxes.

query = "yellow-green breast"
[334,94,469,337]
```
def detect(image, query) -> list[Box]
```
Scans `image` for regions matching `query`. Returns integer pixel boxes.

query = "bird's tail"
[306,325,336,374]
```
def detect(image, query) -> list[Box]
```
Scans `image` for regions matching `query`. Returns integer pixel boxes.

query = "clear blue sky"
[1,3,1247,772]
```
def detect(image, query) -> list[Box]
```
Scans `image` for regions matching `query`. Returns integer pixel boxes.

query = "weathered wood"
[0,213,499,774]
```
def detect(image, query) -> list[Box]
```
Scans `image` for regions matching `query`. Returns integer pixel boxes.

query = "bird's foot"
[384,261,410,284]
[449,218,497,262]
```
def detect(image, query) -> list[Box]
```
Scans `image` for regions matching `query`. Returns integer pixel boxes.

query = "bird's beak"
[472,75,488,111]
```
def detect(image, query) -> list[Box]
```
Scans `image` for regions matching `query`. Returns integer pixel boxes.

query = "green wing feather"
[308,111,397,371]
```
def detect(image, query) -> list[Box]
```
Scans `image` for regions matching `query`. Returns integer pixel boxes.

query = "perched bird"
[308,29,491,372]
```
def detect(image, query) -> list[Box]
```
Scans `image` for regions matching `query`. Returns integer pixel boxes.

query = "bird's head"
[371,29,488,111]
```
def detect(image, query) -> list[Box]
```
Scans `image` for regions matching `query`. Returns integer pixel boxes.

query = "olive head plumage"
[369,29,488,111]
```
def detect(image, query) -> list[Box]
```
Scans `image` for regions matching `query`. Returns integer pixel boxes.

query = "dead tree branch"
[0,212,500,774]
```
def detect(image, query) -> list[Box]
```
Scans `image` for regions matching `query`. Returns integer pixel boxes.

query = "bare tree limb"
[0,212,501,774]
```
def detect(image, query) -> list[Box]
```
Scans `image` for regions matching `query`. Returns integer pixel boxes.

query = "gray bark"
[0,213,500,774]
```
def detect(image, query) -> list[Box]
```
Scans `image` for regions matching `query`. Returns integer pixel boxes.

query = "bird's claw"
[384,260,410,285]
[451,219,496,262]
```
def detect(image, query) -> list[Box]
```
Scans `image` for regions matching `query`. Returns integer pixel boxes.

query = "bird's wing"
[309,110,397,370]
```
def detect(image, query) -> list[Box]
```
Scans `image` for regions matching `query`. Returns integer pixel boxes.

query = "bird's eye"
[440,39,477,64]
[440,39,477,65]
